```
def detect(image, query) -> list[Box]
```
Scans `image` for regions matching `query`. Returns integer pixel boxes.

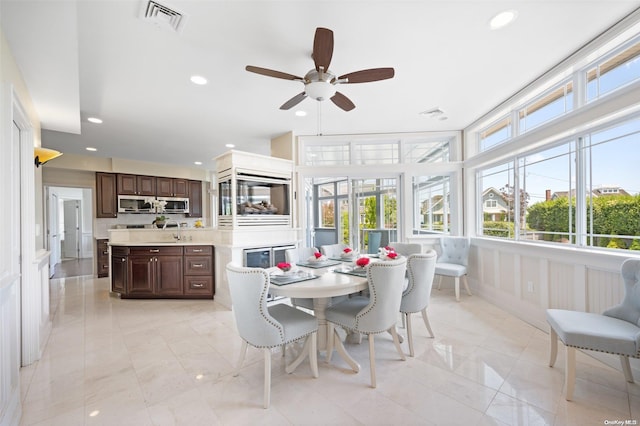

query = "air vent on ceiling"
[139,0,187,33]
[419,107,448,120]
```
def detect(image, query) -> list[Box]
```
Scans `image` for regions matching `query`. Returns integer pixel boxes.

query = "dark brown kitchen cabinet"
[96,172,117,218]
[111,245,212,299]
[117,174,156,196]
[187,180,202,218]
[157,177,188,197]
[96,239,110,277]
[111,246,128,294]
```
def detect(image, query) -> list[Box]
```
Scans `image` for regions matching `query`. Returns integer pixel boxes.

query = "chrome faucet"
[163,219,181,241]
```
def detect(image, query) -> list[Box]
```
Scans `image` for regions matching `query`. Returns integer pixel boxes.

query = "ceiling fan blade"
[330,92,355,111]
[338,68,395,83]
[313,27,334,72]
[280,92,308,110]
[246,65,303,81]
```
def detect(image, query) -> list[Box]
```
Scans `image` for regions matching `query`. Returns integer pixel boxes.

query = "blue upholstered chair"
[546,258,640,401]
[226,263,319,408]
[325,258,407,388]
[400,251,437,357]
[435,237,472,301]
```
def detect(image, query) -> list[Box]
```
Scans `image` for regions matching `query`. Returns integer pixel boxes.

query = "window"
[479,163,514,238]
[479,116,512,151]
[519,82,573,133]
[404,139,450,163]
[485,200,497,208]
[412,175,450,234]
[354,141,399,165]
[304,144,350,166]
[587,38,640,102]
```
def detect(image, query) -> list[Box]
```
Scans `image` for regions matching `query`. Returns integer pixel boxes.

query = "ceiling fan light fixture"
[305,81,336,101]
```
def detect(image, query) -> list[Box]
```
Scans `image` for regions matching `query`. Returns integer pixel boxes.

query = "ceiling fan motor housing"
[304,69,337,101]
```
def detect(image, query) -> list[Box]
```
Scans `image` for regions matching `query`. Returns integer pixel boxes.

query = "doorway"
[45,186,94,278]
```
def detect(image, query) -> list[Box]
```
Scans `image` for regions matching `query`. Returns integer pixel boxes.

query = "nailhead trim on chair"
[560,340,640,358]
[232,268,318,349]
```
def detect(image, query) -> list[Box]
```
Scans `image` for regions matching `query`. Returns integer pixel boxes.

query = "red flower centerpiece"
[355,257,370,268]
[386,251,398,259]
[314,252,323,259]
[277,262,291,272]
[343,248,352,254]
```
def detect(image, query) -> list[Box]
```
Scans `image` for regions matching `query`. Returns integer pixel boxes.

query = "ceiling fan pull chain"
[317,101,323,136]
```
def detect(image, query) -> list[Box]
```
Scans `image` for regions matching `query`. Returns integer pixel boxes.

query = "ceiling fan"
[246,27,394,112]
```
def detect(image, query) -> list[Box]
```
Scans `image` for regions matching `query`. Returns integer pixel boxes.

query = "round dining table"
[267,263,368,372]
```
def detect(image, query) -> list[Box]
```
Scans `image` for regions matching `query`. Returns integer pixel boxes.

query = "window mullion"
[575,137,587,246]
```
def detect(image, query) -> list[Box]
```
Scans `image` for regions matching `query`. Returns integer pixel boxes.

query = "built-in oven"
[157,197,189,214]
[117,195,154,213]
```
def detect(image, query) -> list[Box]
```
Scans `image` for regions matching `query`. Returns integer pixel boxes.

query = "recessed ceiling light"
[489,10,518,30]
[295,110,307,117]
[225,144,235,148]
[190,75,207,85]
[87,117,102,124]
[194,161,202,165]
[86,147,97,151]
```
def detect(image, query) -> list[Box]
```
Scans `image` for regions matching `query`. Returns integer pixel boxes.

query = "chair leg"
[368,334,376,388]
[386,329,403,343]
[565,346,576,401]
[421,308,434,338]
[454,277,460,301]
[549,328,558,367]
[405,313,414,357]
[462,274,472,296]
[263,348,271,409]
[620,355,634,383]
[389,326,406,362]
[233,340,248,377]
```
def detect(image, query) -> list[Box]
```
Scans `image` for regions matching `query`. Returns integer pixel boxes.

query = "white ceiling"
[2,1,640,170]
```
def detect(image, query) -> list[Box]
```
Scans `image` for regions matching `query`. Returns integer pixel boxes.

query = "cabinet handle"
[149,249,160,253]
[102,265,108,269]
[192,263,203,268]
[192,283,204,288]
[103,250,109,255]
[121,258,126,262]
[192,249,203,253]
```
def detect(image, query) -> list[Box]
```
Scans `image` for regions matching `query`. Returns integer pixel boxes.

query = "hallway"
[51,258,93,279]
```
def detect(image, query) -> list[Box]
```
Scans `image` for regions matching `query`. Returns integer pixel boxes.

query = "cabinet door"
[128,256,155,295]
[111,254,127,293]
[156,177,173,197]
[187,180,202,217]
[137,176,156,196]
[96,173,117,218]
[156,255,184,296]
[117,174,137,195]
[173,179,189,197]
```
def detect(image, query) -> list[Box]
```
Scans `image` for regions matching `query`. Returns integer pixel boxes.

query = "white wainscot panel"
[498,252,515,295]
[0,275,21,426]
[480,247,496,288]
[548,261,576,310]
[587,267,624,313]
[520,256,541,305]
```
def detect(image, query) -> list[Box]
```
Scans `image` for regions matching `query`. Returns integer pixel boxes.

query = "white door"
[47,189,60,277]
[62,200,80,259]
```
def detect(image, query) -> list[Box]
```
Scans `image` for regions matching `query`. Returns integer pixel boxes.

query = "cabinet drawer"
[184,246,212,255]
[184,256,212,275]
[129,246,183,256]
[184,276,213,295]
[98,261,109,278]
[112,246,129,256]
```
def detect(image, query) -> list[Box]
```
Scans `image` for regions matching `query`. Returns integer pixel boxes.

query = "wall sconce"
[34,147,63,167]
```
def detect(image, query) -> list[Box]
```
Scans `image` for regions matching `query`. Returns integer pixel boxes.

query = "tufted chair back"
[320,243,348,258]
[356,258,407,333]
[389,242,422,257]
[226,263,285,348]
[604,258,640,327]
[438,237,470,266]
[400,251,437,313]
[285,247,319,264]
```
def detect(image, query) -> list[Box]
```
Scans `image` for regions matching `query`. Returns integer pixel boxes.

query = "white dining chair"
[388,242,422,256]
[400,251,437,356]
[320,243,348,258]
[435,236,471,301]
[226,263,319,408]
[325,257,407,388]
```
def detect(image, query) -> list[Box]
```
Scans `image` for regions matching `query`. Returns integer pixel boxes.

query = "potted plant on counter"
[153,215,167,228]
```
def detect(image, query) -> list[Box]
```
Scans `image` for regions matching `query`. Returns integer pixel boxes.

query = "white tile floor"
[19,275,639,425]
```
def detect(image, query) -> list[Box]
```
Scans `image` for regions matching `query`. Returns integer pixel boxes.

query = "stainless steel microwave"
[157,197,189,214]
[117,195,154,213]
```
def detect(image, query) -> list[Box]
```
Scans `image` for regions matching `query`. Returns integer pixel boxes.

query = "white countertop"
[109,242,214,247]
